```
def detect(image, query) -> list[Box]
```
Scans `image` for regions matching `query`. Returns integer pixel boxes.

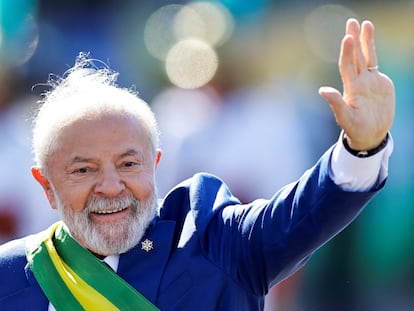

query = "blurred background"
[0,0,413,310]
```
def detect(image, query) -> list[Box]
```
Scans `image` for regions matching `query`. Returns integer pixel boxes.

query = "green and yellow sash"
[26,221,159,311]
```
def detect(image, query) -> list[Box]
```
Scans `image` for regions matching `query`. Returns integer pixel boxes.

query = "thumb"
[318,86,343,105]
[319,86,347,121]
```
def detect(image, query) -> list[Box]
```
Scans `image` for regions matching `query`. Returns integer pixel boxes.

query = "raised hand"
[319,18,395,151]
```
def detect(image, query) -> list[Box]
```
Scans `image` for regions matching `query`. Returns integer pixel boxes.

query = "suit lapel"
[117,220,176,303]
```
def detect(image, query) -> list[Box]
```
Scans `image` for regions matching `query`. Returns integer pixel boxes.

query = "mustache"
[86,195,139,213]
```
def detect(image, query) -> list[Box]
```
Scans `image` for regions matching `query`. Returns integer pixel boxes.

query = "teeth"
[94,207,126,214]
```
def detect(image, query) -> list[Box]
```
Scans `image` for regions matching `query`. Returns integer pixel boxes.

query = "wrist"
[343,133,389,158]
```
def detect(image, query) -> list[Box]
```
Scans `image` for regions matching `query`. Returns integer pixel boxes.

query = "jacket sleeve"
[189,145,385,295]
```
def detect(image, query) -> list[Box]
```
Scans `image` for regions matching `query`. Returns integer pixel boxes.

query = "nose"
[94,167,125,197]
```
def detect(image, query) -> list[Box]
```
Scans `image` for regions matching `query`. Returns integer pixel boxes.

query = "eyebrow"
[66,149,144,167]
[69,156,95,164]
[119,149,144,158]
[65,156,96,170]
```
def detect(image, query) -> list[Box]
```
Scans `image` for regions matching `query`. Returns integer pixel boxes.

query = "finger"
[361,20,378,69]
[339,34,358,84]
[346,18,366,74]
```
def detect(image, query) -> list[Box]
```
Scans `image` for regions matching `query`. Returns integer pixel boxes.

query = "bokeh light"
[144,2,234,89]
[304,4,357,63]
[0,0,39,66]
[176,1,234,47]
[165,38,218,89]
[152,87,219,140]
[12,15,39,66]
[173,4,206,44]
[144,4,186,61]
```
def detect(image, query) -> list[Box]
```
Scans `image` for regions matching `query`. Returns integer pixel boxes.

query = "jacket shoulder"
[159,172,240,220]
[0,236,29,273]
[0,237,28,268]
[0,234,39,299]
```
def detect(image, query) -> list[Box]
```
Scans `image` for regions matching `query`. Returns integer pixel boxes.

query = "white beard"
[54,190,157,256]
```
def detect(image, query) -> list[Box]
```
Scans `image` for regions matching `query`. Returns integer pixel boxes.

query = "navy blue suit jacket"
[0,148,381,310]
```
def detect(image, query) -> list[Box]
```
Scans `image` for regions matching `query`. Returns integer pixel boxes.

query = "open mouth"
[91,206,129,215]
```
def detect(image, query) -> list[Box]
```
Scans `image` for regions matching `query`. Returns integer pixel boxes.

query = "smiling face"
[32,112,161,256]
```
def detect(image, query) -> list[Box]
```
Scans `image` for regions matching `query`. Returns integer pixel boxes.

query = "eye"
[72,167,92,174]
[123,161,138,168]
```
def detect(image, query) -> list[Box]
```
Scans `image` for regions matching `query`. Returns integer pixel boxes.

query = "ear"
[31,167,57,210]
[154,149,162,170]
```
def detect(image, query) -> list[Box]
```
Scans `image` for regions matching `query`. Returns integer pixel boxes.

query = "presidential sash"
[26,221,159,311]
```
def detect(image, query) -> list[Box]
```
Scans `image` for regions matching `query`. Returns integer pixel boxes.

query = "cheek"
[55,186,91,213]
[48,170,93,212]
[128,175,156,201]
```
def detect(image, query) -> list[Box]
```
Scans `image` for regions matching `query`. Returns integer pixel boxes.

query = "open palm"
[319,18,395,151]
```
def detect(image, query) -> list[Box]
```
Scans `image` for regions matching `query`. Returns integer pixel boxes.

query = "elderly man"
[0,18,394,310]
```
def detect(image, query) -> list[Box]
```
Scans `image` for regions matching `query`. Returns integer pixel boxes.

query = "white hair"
[32,53,160,176]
